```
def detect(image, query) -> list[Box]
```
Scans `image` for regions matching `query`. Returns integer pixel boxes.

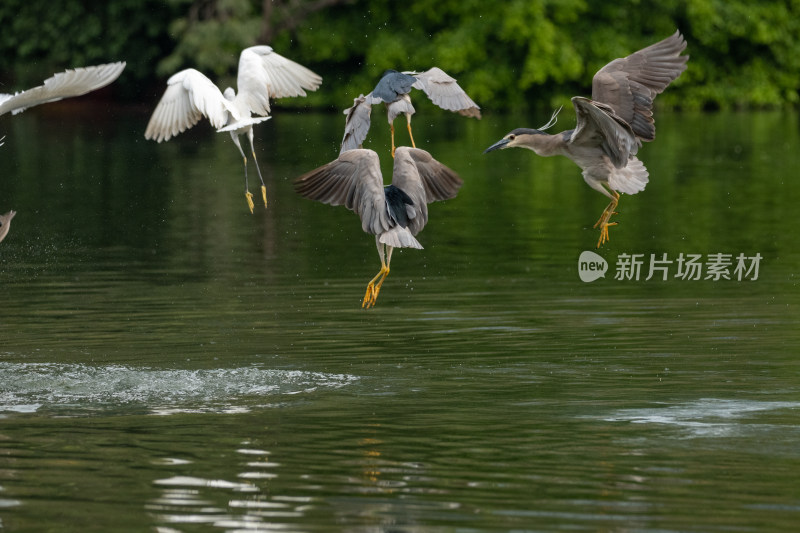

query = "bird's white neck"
[524,133,566,157]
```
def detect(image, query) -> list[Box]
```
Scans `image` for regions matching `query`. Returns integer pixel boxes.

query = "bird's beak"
[483,138,510,153]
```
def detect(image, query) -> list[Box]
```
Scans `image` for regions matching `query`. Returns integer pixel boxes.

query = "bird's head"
[483,128,546,153]
[247,45,274,56]
[223,87,236,101]
[484,106,562,153]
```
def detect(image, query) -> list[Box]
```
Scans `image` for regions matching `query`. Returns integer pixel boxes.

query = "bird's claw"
[362,267,389,308]
[261,185,268,208]
[362,283,378,309]
[245,191,255,214]
[593,194,620,248]
[596,221,618,248]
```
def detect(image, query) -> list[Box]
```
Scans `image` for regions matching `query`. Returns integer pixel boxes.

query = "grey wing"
[409,67,481,118]
[391,147,463,235]
[591,30,688,141]
[0,62,126,117]
[570,97,638,168]
[293,149,391,236]
[340,94,375,154]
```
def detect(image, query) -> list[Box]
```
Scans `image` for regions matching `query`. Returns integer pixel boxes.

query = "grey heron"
[341,68,480,157]
[485,31,688,247]
[144,46,322,212]
[294,147,463,308]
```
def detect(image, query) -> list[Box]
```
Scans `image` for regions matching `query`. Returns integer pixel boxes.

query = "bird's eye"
[508,135,515,141]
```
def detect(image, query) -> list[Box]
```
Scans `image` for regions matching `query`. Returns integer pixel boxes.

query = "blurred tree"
[158,0,352,99]
[0,0,178,99]
[0,0,798,110]
[259,0,355,42]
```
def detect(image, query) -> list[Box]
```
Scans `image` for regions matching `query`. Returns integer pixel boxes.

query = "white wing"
[408,67,481,118]
[0,62,126,117]
[144,69,235,142]
[234,46,322,116]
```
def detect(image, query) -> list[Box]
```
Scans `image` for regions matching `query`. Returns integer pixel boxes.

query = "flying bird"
[294,147,463,308]
[0,62,126,117]
[0,210,16,244]
[144,46,322,212]
[484,31,688,247]
[341,68,480,157]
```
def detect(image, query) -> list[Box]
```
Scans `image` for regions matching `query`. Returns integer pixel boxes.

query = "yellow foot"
[245,191,255,214]
[596,221,618,248]
[362,266,389,308]
[592,193,620,248]
[362,283,377,309]
[261,185,268,208]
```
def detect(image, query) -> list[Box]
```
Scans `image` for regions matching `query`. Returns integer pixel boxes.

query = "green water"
[1,106,799,532]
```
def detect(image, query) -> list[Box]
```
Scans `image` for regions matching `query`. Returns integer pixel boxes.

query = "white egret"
[144,46,322,212]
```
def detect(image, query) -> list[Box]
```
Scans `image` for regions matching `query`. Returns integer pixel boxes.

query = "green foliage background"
[0,0,798,111]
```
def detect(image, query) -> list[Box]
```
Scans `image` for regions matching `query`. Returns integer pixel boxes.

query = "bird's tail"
[607,156,649,195]
[217,116,271,133]
[379,226,423,249]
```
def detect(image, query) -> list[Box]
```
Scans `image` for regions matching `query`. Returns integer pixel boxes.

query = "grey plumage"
[341,68,481,154]
[294,147,462,307]
[484,31,688,247]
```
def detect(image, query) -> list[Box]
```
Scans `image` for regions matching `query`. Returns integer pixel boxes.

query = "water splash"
[603,398,800,438]
[0,362,359,416]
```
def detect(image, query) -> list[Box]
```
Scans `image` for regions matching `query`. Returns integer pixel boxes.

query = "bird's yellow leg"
[247,130,268,209]
[239,152,255,214]
[593,190,620,248]
[363,241,391,308]
[370,267,390,306]
[251,150,267,208]
[366,245,393,308]
[406,115,416,148]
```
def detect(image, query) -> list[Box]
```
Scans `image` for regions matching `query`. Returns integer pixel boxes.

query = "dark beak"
[483,138,510,153]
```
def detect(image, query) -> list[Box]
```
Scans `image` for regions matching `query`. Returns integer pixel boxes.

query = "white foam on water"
[603,398,800,437]
[0,362,359,415]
